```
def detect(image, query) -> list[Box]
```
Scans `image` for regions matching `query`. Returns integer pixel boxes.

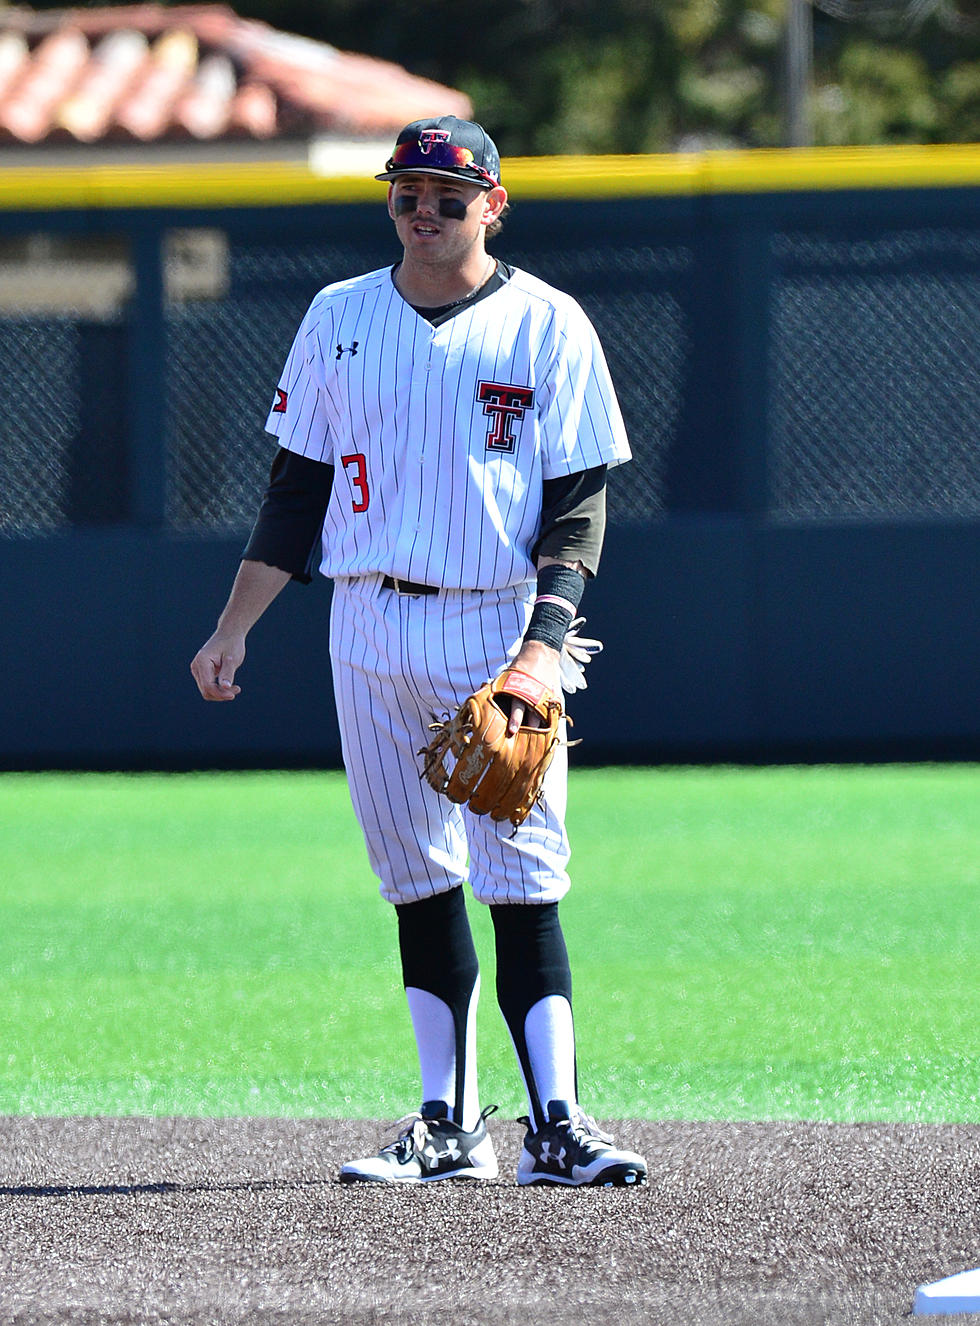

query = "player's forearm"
[190,559,291,703]
[216,559,293,637]
[509,556,586,707]
[523,558,586,652]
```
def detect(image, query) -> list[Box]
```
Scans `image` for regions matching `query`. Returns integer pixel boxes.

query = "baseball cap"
[376,116,501,190]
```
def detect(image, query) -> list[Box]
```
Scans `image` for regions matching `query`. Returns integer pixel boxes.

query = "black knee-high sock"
[491,902,575,1130]
[396,887,479,1125]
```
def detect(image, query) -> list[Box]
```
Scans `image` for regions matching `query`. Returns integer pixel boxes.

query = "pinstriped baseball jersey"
[265,265,631,590]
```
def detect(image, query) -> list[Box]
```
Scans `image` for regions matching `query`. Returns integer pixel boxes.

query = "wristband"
[524,564,585,651]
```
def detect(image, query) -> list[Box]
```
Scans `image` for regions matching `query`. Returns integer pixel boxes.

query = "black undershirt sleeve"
[533,465,607,576]
[242,448,334,583]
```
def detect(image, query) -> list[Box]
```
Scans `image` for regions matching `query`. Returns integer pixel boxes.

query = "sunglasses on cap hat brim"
[379,140,499,190]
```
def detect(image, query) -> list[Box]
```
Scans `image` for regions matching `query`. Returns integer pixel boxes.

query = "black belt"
[382,575,439,596]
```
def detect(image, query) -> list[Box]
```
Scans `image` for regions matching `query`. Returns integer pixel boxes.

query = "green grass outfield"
[0,765,976,1123]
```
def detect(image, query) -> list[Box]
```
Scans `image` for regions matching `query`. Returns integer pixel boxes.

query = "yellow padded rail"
[1,144,980,210]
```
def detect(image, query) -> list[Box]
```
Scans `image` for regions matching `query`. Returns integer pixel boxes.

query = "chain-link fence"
[2,199,979,538]
[769,227,980,521]
[0,318,79,535]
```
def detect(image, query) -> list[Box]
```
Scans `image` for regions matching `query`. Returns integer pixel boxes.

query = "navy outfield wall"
[1,519,976,768]
[0,149,978,767]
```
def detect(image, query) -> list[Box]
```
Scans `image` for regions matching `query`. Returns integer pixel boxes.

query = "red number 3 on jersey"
[341,453,370,512]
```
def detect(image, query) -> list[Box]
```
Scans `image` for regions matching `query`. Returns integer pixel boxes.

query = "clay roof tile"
[0,3,471,146]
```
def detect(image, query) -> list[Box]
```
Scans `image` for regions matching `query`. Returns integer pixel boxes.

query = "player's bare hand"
[504,639,561,736]
[190,632,245,701]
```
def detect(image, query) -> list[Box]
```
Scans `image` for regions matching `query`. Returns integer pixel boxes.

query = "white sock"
[405,976,482,1129]
[522,993,577,1118]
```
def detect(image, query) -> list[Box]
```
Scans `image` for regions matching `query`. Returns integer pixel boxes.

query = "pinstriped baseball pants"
[329,574,571,906]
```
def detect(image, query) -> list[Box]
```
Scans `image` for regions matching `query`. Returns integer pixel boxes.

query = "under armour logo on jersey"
[477,381,535,453]
[336,342,359,359]
[272,388,288,413]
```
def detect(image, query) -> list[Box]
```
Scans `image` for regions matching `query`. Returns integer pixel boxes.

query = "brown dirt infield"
[0,1116,978,1324]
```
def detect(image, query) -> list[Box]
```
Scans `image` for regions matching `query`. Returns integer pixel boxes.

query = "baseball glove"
[420,669,563,829]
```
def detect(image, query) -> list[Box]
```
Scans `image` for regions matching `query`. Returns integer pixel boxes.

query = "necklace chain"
[441,257,496,309]
[399,256,495,312]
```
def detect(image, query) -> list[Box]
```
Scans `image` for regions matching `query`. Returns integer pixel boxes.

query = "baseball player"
[190,116,647,1188]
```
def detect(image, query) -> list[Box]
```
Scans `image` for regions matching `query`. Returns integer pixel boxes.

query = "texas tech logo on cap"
[419,129,451,152]
[477,381,535,453]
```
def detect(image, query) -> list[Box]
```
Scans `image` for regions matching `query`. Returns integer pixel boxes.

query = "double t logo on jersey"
[477,381,535,453]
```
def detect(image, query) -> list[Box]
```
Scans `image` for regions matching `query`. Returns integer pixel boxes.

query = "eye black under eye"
[438,197,467,220]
